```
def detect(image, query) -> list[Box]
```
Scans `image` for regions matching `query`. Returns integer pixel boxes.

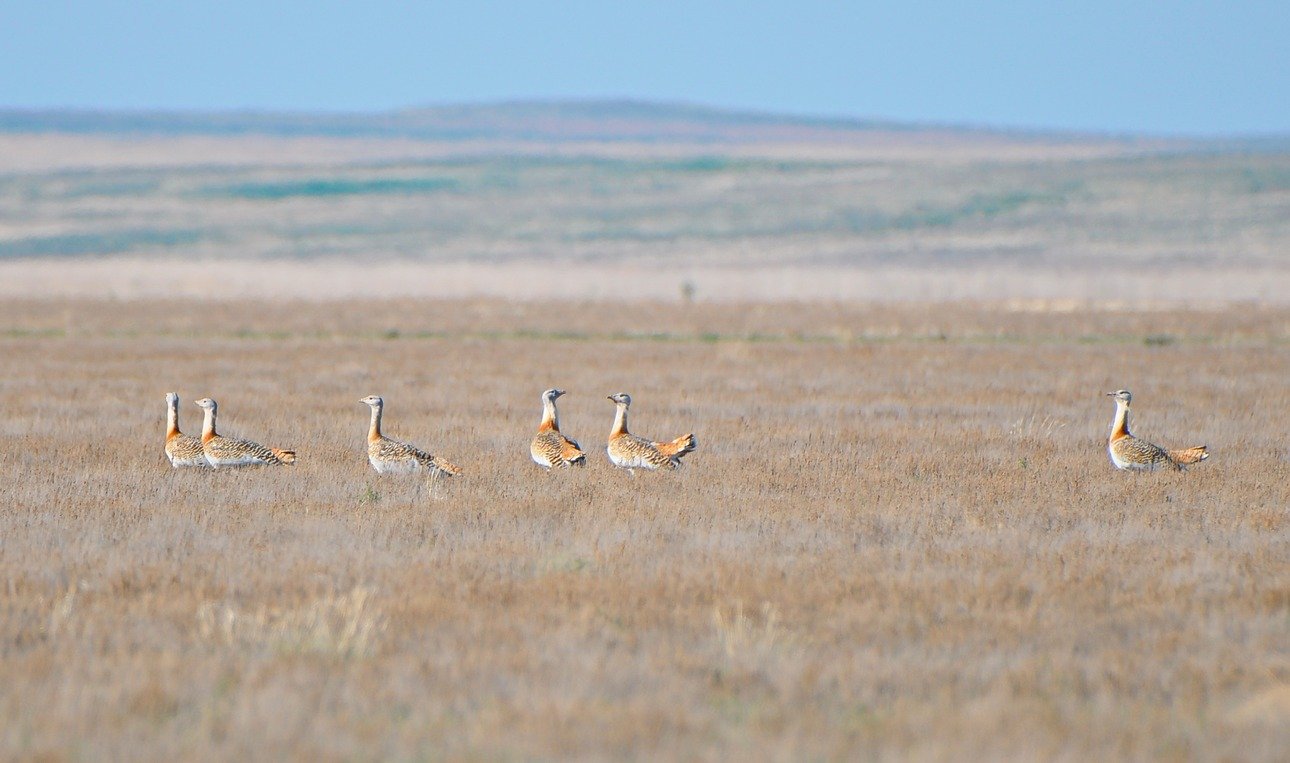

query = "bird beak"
[1105,392,1115,396]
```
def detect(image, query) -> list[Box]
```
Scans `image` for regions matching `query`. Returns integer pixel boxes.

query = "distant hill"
[0,99,1107,144]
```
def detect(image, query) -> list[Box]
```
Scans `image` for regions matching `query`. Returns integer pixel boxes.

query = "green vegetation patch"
[0,229,203,258]
[1242,167,1290,194]
[213,177,459,200]
[72,179,162,198]
[893,188,1070,230]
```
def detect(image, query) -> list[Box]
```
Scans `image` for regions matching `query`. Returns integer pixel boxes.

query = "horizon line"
[0,97,1287,143]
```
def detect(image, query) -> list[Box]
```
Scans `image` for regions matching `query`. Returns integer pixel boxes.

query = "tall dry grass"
[1,298,1287,760]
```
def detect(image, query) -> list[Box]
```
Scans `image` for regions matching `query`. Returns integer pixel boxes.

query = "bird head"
[1106,390,1132,404]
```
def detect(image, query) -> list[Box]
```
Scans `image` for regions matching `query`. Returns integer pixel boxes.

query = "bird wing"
[166,434,206,462]
[208,435,287,464]
[611,433,677,469]
[1113,436,1178,470]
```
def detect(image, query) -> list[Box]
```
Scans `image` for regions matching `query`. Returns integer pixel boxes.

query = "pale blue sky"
[1,1,1286,135]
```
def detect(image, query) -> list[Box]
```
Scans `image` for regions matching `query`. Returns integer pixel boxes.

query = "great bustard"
[1105,390,1208,471]
[530,388,586,469]
[194,397,296,468]
[605,393,696,473]
[359,395,461,476]
[164,392,207,468]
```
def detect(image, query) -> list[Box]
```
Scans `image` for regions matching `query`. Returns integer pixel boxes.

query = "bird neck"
[610,404,629,437]
[368,405,383,442]
[1110,401,1131,441]
[201,405,218,443]
[539,399,560,432]
[167,399,181,439]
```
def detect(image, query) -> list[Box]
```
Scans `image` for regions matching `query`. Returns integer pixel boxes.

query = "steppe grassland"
[1,298,1287,760]
[3,149,1288,270]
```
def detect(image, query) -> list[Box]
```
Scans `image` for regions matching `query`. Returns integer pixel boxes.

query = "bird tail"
[1169,445,1208,466]
[658,433,697,459]
[561,439,587,466]
[272,448,297,465]
[433,457,462,476]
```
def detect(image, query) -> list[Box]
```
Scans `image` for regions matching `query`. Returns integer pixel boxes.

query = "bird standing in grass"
[164,392,207,468]
[359,395,461,476]
[194,397,297,468]
[1105,389,1208,471]
[530,388,586,469]
[605,392,696,473]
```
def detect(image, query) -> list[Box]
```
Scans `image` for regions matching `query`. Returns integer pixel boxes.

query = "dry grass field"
[1,297,1287,760]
